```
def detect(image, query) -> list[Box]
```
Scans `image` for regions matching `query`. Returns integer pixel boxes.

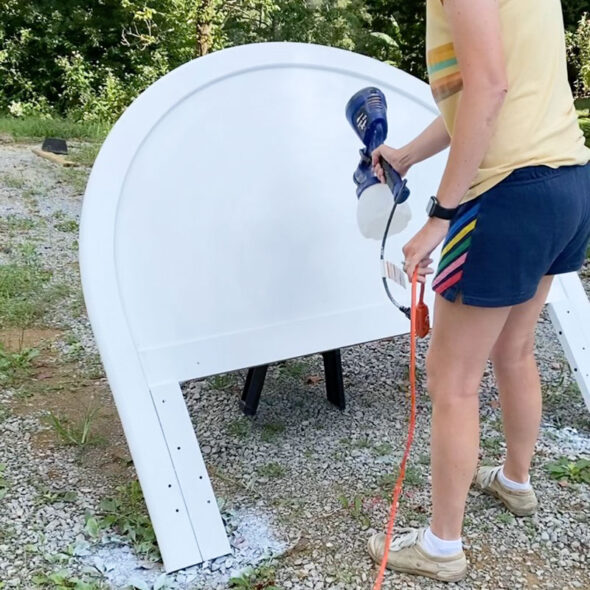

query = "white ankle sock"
[498,466,531,491]
[422,526,462,557]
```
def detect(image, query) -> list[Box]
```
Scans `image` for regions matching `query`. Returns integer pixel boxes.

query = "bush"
[567,13,590,96]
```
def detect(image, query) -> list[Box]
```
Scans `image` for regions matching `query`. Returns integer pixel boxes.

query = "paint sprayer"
[345,87,412,240]
[346,86,429,338]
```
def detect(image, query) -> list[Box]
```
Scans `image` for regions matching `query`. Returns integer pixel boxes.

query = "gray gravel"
[0,143,589,589]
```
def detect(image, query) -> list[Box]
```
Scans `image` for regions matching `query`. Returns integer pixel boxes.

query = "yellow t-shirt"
[426,0,590,204]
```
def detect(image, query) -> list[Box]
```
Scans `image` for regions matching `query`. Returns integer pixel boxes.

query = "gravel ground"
[0,141,589,589]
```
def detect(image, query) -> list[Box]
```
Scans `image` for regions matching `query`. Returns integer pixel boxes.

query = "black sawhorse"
[240,349,345,416]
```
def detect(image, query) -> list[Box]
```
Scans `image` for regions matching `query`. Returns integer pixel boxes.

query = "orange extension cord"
[373,269,427,590]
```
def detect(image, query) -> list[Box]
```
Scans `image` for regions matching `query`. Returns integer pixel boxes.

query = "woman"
[368,0,590,583]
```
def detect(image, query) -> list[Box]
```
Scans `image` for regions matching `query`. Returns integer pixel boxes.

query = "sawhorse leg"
[241,350,346,415]
[241,365,268,416]
[322,349,345,410]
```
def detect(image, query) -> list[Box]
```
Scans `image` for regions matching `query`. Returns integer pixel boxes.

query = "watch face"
[426,196,436,216]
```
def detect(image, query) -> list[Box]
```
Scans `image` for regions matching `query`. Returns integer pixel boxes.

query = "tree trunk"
[195,0,214,57]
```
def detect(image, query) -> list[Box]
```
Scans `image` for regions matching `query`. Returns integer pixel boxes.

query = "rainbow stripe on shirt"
[427,42,463,103]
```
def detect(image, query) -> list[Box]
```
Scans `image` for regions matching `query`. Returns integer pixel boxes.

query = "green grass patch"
[278,359,307,380]
[257,462,286,479]
[260,421,285,442]
[229,562,279,589]
[89,480,160,560]
[0,116,109,142]
[0,344,39,386]
[58,167,89,195]
[209,373,236,390]
[69,143,102,167]
[45,407,102,448]
[337,493,371,528]
[32,570,108,589]
[546,457,590,484]
[55,219,79,233]
[227,419,252,439]
[496,512,515,525]
[0,245,53,329]
[0,215,36,232]
[1,172,25,190]
[35,486,77,506]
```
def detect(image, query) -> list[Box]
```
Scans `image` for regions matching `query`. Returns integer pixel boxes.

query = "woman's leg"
[489,276,554,482]
[427,293,512,540]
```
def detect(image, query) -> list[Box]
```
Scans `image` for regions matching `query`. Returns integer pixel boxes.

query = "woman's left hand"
[403,217,450,282]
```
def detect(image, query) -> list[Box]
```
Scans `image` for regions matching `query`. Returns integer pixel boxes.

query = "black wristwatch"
[426,196,458,220]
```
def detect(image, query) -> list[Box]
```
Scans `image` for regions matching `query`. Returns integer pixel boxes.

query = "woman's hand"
[371,144,411,182]
[403,217,450,283]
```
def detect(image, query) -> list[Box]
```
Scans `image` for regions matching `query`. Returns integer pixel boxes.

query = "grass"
[32,570,108,589]
[260,421,285,442]
[378,465,424,496]
[0,116,109,141]
[496,512,515,525]
[0,215,36,232]
[69,143,102,167]
[337,493,371,528]
[90,480,160,560]
[546,457,590,484]
[542,380,590,431]
[45,407,101,447]
[229,562,279,589]
[55,219,79,233]
[1,172,25,189]
[35,487,77,506]
[58,167,89,195]
[227,419,252,439]
[278,359,308,380]
[209,373,236,391]
[0,244,70,330]
[0,343,39,386]
[257,462,286,479]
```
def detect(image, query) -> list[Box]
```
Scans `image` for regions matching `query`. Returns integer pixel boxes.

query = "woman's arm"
[436,0,508,209]
[372,115,450,180]
[400,0,509,281]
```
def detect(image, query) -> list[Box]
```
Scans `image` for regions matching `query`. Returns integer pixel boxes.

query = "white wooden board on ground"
[79,42,590,573]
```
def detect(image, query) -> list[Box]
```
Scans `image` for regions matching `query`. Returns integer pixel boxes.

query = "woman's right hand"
[371,144,411,183]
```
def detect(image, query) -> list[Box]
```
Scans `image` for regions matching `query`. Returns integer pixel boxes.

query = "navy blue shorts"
[432,163,590,307]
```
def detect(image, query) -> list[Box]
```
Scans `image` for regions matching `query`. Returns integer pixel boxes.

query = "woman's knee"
[425,349,481,404]
[490,333,535,369]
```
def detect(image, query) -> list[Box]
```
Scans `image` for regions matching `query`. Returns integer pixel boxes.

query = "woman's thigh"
[426,294,512,398]
[489,275,554,366]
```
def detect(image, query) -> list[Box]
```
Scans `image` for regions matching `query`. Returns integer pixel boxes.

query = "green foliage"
[228,562,279,589]
[45,407,101,447]
[566,13,590,96]
[0,1,588,123]
[260,421,285,442]
[0,245,51,329]
[0,116,108,140]
[93,480,160,560]
[0,343,39,386]
[31,570,107,590]
[547,457,590,484]
[55,219,79,233]
[337,493,371,528]
[257,461,286,478]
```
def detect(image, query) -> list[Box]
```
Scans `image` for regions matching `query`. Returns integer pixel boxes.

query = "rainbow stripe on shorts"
[432,198,481,296]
